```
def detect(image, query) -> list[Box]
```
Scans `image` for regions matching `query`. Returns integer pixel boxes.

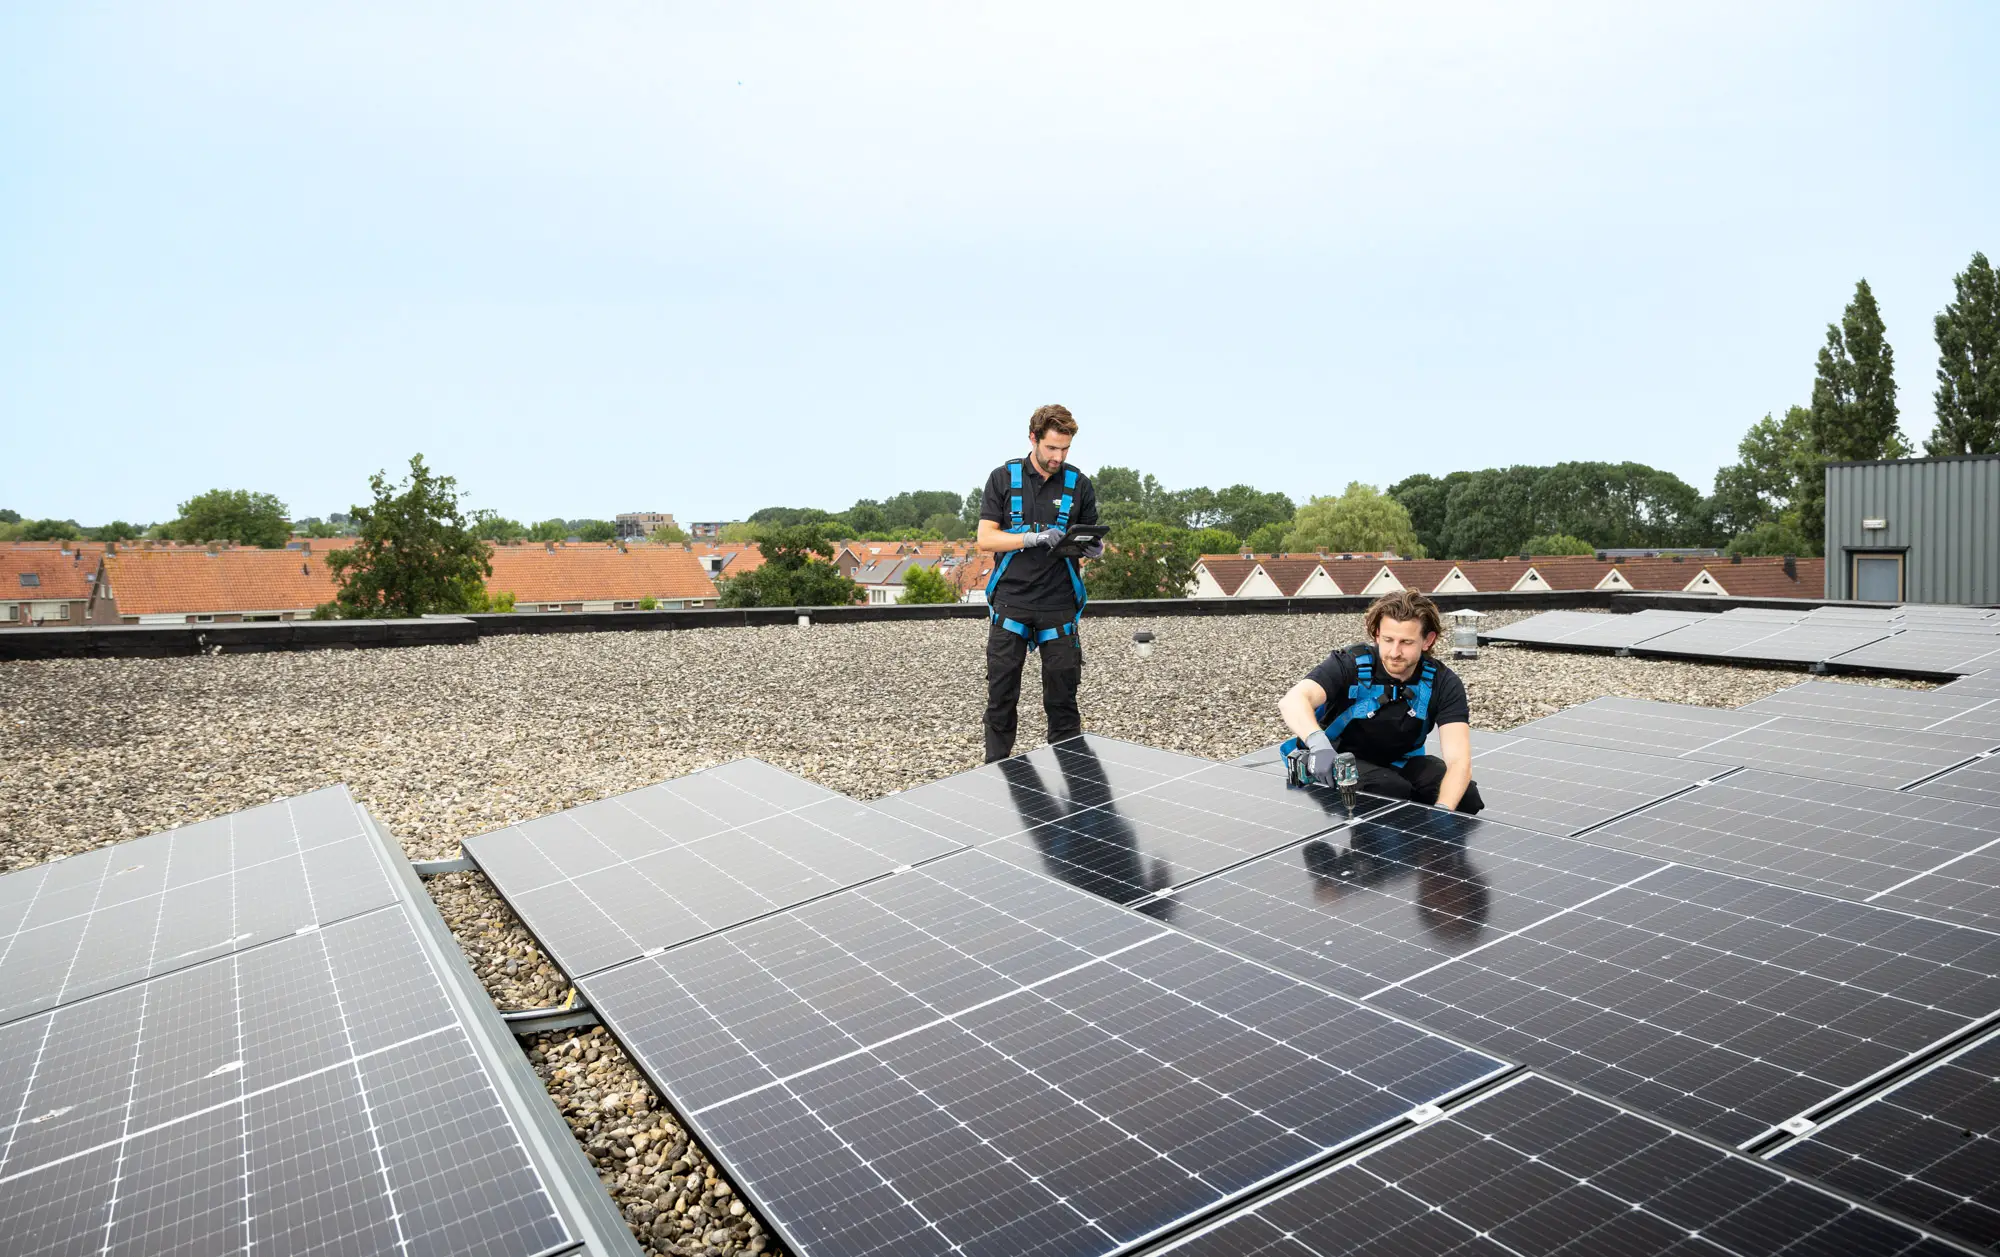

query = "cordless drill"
[1285,745,1361,811]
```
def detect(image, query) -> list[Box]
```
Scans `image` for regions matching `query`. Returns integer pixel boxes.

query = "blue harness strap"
[1279,653,1437,766]
[987,462,1087,652]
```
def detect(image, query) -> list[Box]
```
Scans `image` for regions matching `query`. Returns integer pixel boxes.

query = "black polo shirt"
[1305,644,1470,766]
[979,459,1098,614]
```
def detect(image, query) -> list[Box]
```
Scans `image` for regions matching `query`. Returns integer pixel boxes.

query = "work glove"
[1078,538,1106,559]
[1022,527,1064,549]
[1303,730,1337,785]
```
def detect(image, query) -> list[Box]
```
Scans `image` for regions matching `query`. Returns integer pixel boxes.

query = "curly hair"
[1028,404,1078,440]
[1364,589,1445,655]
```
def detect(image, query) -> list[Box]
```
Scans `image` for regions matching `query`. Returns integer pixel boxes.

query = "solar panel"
[1634,615,1850,662]
[1737,679,1997,731]
[0,786,396,1028]
[1506,700,1993,790]
[1229,741,1287,771]
[1720,606,1813,621]
[464,759,964,978]
[1832,630,2000,676]
[1868,843,2000,936]
[1153,1073,1951,1257]
[1939,669,2000,699]
[1370,859,2000,1145]
[979,769,1371,909]
[1153,803,1664,999]
[1912,753,2000,810]
[1503,696,1769,758]
[581,850,1506,1257]
[0,798,635,1257]
[1771,1024,2000,1250]
[1544,607,1715,649]
[1685,716,1995,789]
[1714,621,1897,665]
[1480,610,1619,644]
[1423,730,1727,836]
[1579,769,2000,904]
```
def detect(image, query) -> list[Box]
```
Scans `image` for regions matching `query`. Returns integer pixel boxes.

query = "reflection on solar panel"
[1429,731,1727,836]
[1157,804,1663,998]
[582,850,1505,1257]
[873,738,1369,908]
[872,735,1216,846]
[1738,679,1998,731]
[1581,769,2000,904]
[1155,1073,1948,1257]
[0,796,635,1257]
[1939,669,2000,699]
[0,786,396,1027]
[464,758,964,978]
[1370,859,2000,1145]
[1771,1024,2000,1248]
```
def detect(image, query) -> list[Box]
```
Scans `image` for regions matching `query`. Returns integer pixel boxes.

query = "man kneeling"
[1277,589,1483,813]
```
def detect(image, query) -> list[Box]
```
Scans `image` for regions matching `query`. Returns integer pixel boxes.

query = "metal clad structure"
[1825,453,2000,604]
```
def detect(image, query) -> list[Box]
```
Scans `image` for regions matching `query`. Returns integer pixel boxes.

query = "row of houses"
[1192,553,1824,599]
[1,538,1828,627]
[0,540,723,625]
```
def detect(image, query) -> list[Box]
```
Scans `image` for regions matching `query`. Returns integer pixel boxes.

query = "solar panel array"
[1153,1073,1953,1256]
[457,713,2000,1256]
[1488,602,2000,677]
[0,786,637,1257]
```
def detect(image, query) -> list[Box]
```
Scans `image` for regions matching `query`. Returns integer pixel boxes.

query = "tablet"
[1049,524,1109,557]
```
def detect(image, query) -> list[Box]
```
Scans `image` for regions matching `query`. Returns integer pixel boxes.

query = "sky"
[3,3,1997,526]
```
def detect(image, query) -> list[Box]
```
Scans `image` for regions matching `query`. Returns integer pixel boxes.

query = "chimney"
[1730,553,1742,564]
[1783,556,1797,580]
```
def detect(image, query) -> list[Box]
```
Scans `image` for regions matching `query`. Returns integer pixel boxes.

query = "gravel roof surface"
[0,610,1933,1257]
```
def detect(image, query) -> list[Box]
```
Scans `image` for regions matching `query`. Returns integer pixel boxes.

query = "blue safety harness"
[986,458,1088,650]
[1279,651,1437,768]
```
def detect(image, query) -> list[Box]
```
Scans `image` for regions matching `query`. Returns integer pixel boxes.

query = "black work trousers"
[985,610,1083,763]
[1356,754,1484,814]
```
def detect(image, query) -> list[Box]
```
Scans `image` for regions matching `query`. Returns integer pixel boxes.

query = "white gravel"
[0,611,1933,1257]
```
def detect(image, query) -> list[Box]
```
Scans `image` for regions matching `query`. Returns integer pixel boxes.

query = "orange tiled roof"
[485,545,718,603]
[1198,558,1259,596]
[101,548,338,615]
[1258,558,1332,596]
[2,550,98,601]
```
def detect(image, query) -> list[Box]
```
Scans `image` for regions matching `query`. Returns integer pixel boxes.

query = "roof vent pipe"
[1783,556,1797,579]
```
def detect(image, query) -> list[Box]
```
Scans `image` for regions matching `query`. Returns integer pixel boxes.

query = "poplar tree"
[1928,252,2000,456]
[1798,279,1907,539]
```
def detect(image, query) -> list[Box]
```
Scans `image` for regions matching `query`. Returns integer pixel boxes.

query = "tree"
[527,518,569,542]
[1724,520,1812,557]
[88,520,143,542]
[961,487,984,534]
[470,510,528,542]
[1711,407,1816,548]
[898,565,957,604]
[1083,522,1199,600]
[920,512,969,540]
[842,503,889,535]
[1387,472,1469,558]
[569,519,617,542]
[1285,483,1426,557]
[322,455,493,618]
[0,509,18,523]
[1802,278,1908,539]
[718,522,760,542]
[1243,521,1290,554]
[1213,485,1295,541]
[716,524,861,607]
[20,518,83,541]
[1522,534,1595,555]
[747,506,839,528]
[1929,251,2000,456]
[1190,528,1240,556]
[171,489,290,547]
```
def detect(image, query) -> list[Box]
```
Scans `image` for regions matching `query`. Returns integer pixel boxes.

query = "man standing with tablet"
[976,404,1103,763]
